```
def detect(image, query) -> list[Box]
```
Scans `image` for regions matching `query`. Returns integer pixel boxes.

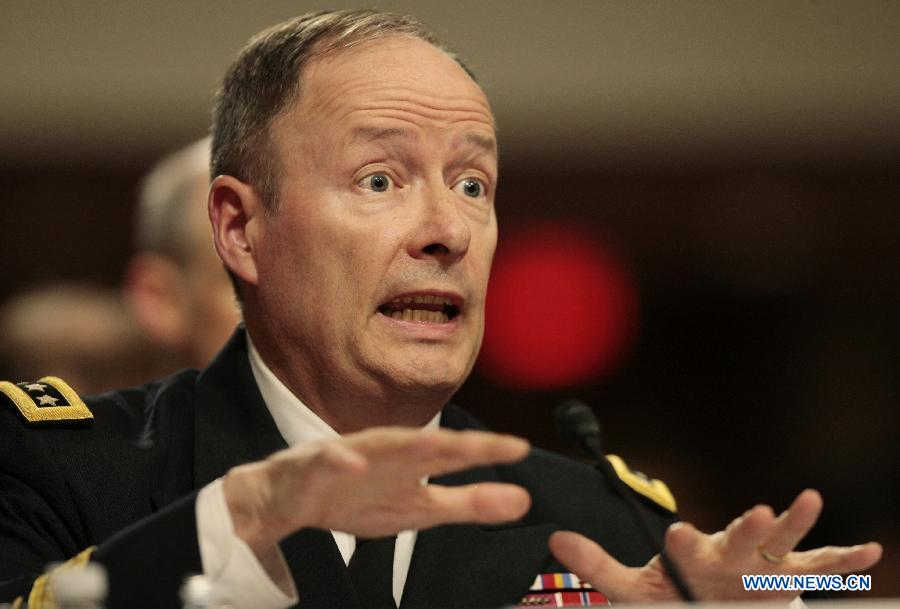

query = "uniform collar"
[245,332,440,448]
[246,333,341,447]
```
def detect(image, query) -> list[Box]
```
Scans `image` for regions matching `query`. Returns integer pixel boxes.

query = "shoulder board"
[607,453,676,513]
[27,546,96,609]
[0,376,93,427]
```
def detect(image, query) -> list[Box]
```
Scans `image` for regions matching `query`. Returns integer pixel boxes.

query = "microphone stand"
[557,401,696,602]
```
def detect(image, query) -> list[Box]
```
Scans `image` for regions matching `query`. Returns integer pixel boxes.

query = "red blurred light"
[479,223,638,389]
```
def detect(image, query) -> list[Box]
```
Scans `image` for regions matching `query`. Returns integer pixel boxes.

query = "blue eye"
[456,177,485,198]
[363,173,391,192]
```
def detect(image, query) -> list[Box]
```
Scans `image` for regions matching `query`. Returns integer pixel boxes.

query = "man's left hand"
[549,489,882,602]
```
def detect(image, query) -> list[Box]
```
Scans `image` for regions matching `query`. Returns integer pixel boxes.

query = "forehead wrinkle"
[308,48,491,100]
[341,109,495,136]
[305,69,494,126]
[351,126,412,143]
[280,39,496,172]
[342,117,497,167]
[340,113,496,170]
[319,94,494,134]
[343,126,417,166]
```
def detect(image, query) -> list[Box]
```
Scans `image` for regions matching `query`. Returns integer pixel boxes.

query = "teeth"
[388,308,450,323]
[391,295,454,305]
[382,294,457,322]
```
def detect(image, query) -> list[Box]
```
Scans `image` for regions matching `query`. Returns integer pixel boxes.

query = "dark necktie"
[349,536,397,609]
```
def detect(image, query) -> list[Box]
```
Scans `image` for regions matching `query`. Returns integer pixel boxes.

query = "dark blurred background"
[1,1,897,596]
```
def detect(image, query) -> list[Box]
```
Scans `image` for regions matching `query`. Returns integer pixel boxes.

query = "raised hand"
[223,427,531,555]
[549,489,882,602]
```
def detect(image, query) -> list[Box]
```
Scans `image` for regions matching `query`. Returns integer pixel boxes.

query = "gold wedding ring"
[758,546,786,564]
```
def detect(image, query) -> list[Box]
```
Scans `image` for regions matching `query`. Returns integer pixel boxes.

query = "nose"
[407,181,471,265]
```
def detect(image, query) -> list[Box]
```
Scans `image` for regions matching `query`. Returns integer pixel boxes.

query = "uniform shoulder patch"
[0,376,93,427]
[27,546,96,609]
[606,454,676,513]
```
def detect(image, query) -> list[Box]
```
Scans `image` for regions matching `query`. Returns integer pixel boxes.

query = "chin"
[386,362,468,401]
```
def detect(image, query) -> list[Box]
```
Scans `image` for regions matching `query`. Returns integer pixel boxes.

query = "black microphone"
[554,400,696,602]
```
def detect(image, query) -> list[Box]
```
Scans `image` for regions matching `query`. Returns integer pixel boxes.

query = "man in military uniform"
[0,10,881,609]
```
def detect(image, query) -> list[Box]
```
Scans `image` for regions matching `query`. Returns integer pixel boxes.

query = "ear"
[123,253,188,350]
[209,175,262,287]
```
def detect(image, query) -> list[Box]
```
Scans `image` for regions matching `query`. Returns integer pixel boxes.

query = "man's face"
[249,36,498,416]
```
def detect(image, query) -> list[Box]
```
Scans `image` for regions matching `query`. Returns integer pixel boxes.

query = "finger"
[665,521,702,560]
[315,440,369,473]
[795,542,883,574]
[418,429,530,465]
[347,426,432,457]
[415,482,531,528]
[548,531,634,601]
[760,489,822,558]
[406,429,530,477]
[720,504,776,558]
[349,427,529,476]
[273,439,368,479]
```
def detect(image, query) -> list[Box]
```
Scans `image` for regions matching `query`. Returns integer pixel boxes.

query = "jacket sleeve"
[92,493,202,609]
[0,407,202,609]
[0,413,96,604]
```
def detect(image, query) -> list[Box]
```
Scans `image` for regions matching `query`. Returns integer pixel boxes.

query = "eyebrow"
[465,133,497,154]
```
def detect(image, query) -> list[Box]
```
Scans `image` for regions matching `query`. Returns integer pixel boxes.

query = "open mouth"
[377,294,461,323]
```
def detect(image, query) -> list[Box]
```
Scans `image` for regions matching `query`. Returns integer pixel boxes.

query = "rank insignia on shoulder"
[606,454,676,513]
[519,572,609,606]
[0,376,93,427]
[26,546,96,608]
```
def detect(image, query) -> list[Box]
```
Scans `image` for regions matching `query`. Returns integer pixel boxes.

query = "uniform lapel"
[192,329,289,487]
[400,467,557,608]
[399,407,559,609]
[190,329,357,609]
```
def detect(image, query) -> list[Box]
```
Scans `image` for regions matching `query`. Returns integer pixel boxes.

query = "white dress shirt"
[196,336,439,609]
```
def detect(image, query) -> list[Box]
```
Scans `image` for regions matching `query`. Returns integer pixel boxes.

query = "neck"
[243,317,447,434]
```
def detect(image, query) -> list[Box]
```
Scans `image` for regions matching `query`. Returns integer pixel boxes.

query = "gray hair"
[135,137,211,264]
[210,9,472,212]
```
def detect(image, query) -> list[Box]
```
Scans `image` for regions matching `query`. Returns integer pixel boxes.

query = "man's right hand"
[222,427,531,582]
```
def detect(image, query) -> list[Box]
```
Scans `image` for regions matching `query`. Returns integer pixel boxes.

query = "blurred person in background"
[0,138,239,394]
[124,137,241,370]
[0,283,170,394]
